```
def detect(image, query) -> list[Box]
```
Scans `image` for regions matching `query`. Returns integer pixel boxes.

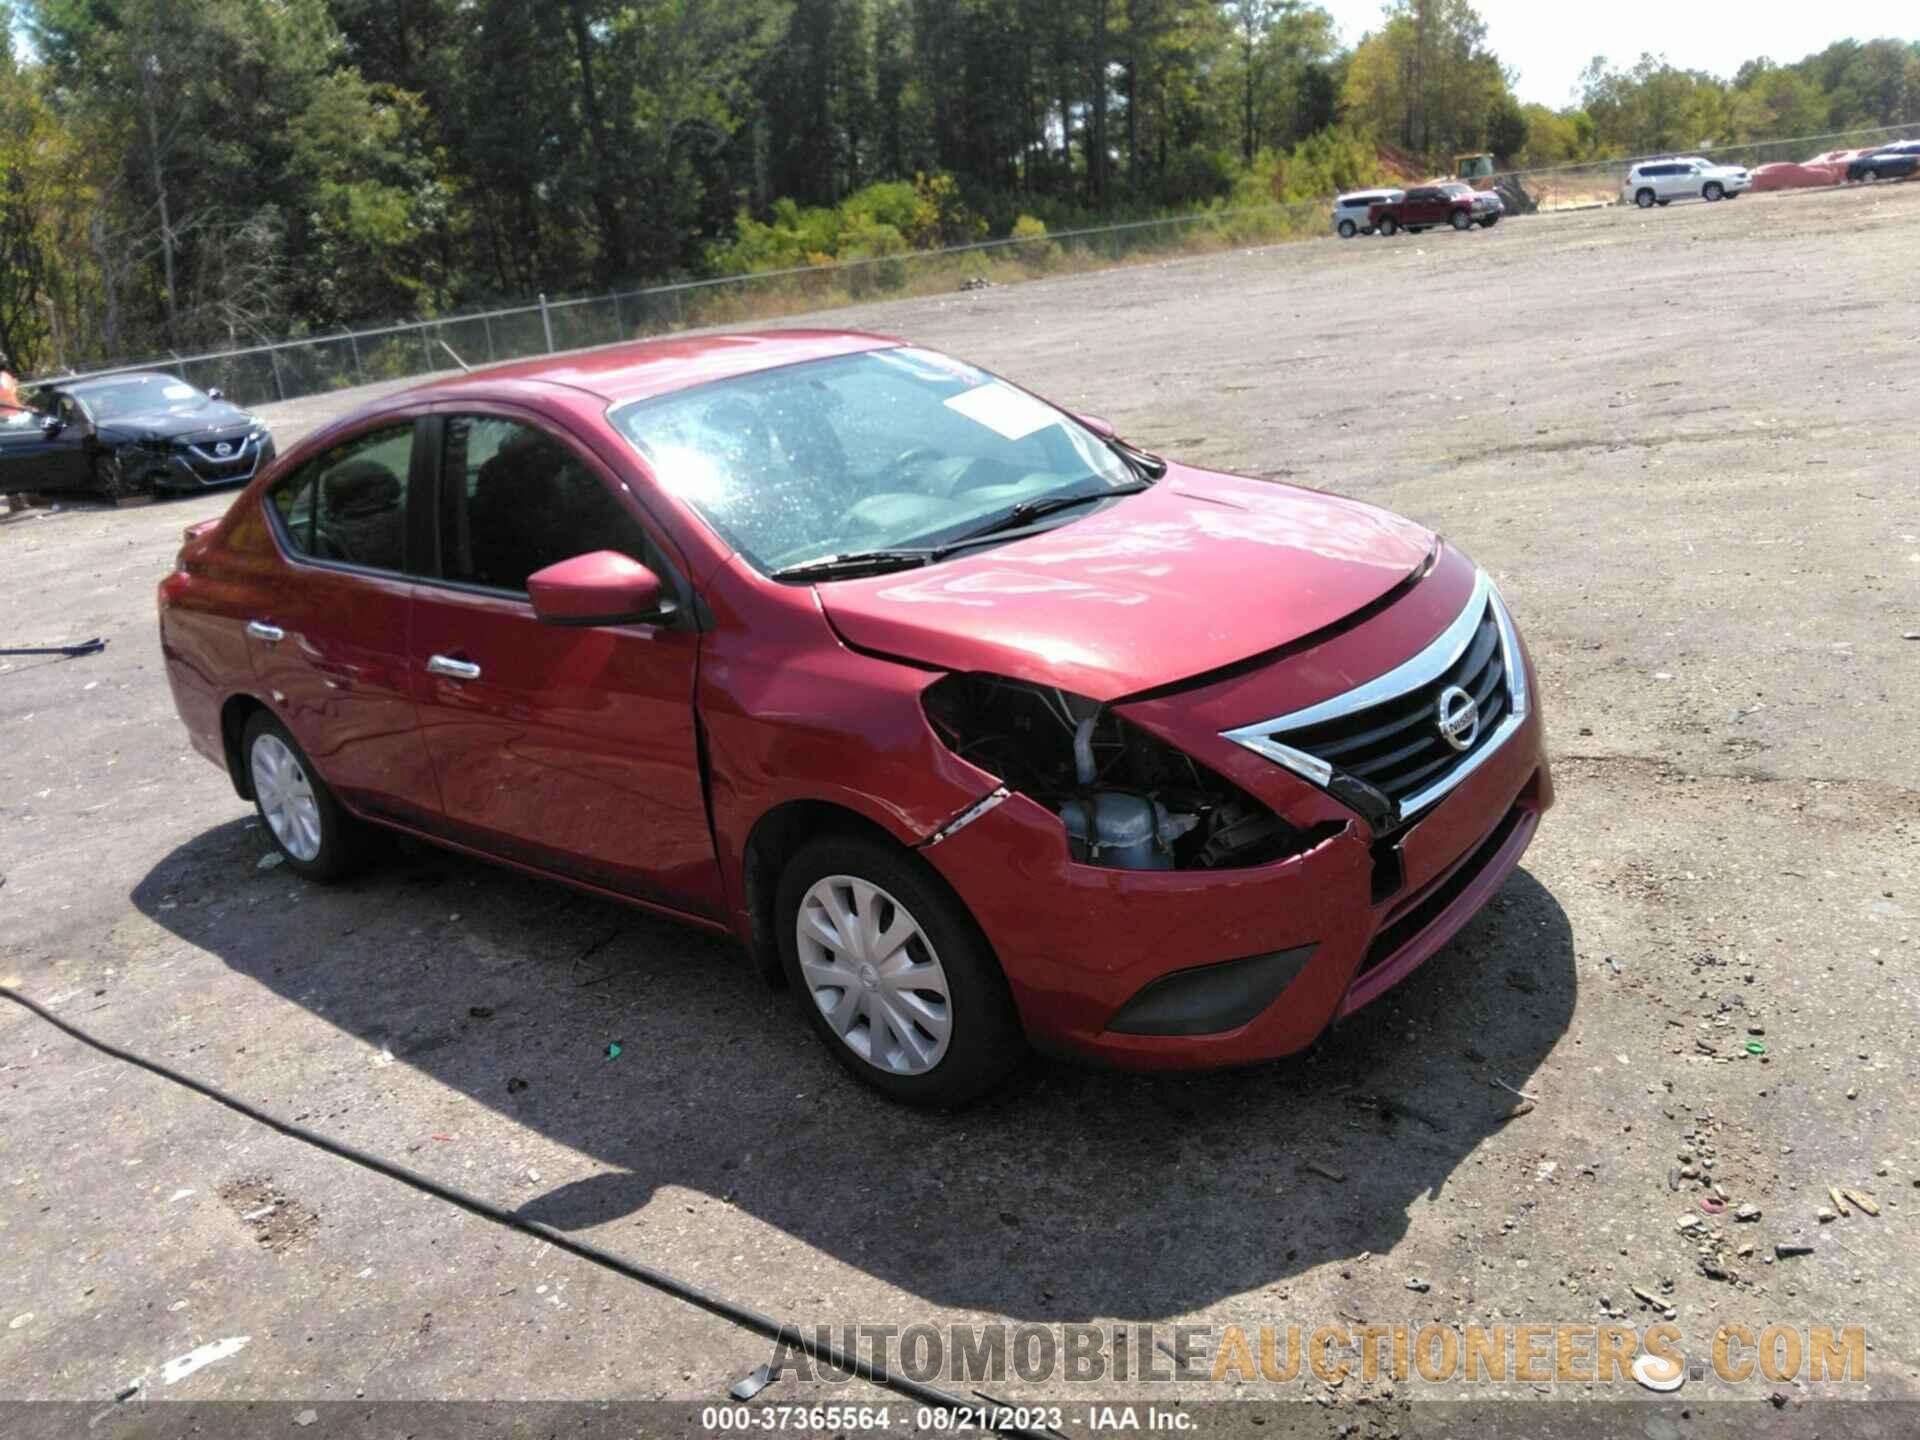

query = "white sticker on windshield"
[163,383,197,400]
[943,383,1059,441]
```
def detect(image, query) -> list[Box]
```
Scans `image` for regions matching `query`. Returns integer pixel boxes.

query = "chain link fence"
[35,118,1918,409]
[39,201,1329,410]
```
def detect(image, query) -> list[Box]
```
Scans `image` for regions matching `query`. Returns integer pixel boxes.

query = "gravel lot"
[4,183,1918,1434]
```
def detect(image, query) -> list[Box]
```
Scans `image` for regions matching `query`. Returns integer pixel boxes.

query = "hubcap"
[797,875,952,1075]
[251,733,323,862]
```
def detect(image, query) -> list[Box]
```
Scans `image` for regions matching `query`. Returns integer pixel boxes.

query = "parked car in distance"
[1846,141,1920,182]
[1621,157,1752,208]
[158,331,1552,1104]
[1331,188,1405,238]
[1749,148,1868,191]
[0,372,274,498]
[1369,183,1503,236]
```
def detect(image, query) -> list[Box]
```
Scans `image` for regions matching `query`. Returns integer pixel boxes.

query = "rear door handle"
[426,654,481,681]
[246,620,284,643]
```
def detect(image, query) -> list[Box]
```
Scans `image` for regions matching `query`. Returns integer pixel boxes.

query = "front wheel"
[777,834,1026,1105]
[1703,182,1724,202]
[93,453,127,500]
[1451,210,1471,231]
[1860,169,1878,183]
[1635,188,1656,209]
[1376,215,1399,237]
[243,711,371,882]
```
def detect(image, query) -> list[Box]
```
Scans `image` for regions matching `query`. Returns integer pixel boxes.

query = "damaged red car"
[158,332,1552,1103]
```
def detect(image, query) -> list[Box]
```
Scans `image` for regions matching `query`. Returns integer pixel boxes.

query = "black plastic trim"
[1104,944,1317,1037]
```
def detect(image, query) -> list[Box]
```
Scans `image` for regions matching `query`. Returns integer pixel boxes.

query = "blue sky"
[1319,1,1919,106]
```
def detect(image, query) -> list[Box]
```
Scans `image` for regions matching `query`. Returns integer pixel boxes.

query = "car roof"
[414,328,903,407]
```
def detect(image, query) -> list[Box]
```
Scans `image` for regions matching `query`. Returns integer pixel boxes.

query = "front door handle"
[426,654,481,681]
[246,620,285,643]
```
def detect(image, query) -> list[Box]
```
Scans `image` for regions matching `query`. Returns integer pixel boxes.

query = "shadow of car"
[133,815,1574,1322]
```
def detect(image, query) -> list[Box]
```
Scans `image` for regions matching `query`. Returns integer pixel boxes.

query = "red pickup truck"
[1369,183,1504,236]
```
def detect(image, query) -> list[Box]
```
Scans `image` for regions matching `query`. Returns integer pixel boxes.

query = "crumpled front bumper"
[121,437,275,492]
[921,695,1552,1070]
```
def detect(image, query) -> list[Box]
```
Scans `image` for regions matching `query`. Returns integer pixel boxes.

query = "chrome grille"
[1284,607,1506,801]
[1222,571,1528,826]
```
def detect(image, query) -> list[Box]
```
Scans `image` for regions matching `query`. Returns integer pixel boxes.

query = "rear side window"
[437,416,664,594]
[269,424,415,572]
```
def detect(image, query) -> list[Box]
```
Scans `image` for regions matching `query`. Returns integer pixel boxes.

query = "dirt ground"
[4,182,1919,1436]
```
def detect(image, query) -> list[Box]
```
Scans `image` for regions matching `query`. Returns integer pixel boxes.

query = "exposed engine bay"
[922,673,1318,871]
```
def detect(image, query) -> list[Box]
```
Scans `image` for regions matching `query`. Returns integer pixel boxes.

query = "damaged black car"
[0,372,275,499]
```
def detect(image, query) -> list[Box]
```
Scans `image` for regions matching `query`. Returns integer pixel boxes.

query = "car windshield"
[609,347,1137,574]
[79,376,214,421]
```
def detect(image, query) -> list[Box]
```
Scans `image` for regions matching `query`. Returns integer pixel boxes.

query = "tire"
[93,453,127,500]
[1703,182,1724,202]
[242,710,371,883]
[1635,188,1656,209]
[1376,215,1398,237]
[1860,169,1878,183]
[777,834,1026,1106]
[1337,219,1357,239]
[1451,209,1471,231]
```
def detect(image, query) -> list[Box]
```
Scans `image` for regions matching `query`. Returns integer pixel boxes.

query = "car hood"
[815,465,1436,701]
[96,403,257,443]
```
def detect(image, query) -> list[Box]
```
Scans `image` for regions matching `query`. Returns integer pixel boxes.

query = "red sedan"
[158,332,1552,1103]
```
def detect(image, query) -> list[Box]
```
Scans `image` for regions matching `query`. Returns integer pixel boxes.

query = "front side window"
[269,424,415,571]
[608,348,1134,574]
[437,416,662,593]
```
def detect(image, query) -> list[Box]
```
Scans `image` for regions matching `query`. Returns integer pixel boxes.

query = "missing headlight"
[922,673,1317,871]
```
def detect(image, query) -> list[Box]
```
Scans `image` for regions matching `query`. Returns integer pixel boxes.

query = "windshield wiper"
[771,548,936,582]
[944,480,1154,547]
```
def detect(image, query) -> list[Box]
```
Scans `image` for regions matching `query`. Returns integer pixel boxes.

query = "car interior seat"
[318,459,404,569]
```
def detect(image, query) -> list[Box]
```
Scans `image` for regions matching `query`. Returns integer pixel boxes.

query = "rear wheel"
[1451,209,1471,231]
[777,834,1026,1106]
[1703,181,1724,202]
[1376,215,1399,237]
[1337,219,1357,239]
[242,711,371,883]
[1635,188,1656,209]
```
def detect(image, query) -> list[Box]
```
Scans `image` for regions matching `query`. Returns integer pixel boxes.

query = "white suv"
[1331,188,1404,238]
[1621,157,1753,208]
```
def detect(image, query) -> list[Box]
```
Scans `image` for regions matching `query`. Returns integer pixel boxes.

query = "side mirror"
[1075,412,1118,441]
[527,550,674,627]
[207,388,225,401]
[40,415,64,435]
